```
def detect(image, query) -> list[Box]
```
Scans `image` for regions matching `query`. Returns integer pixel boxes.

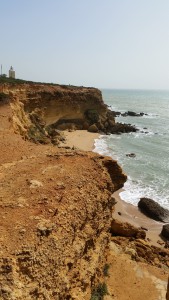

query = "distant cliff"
[0,82,136,144]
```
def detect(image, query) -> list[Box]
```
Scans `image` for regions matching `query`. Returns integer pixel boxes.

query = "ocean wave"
[120,179,169,209]
[133,129,155,137]
[133,126,166,137]
[142,113,159,119]
[93,136,111,156]
[108,105,118,111]
[93,126,169,210]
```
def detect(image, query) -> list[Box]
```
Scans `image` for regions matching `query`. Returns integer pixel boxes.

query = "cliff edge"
[0,148,126,299]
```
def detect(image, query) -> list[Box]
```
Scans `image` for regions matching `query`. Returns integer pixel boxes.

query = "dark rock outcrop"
[161,224,169,240]
[109,122,137,134]
[112,111,148,117]
[121,111,147,117]
[138,198,169,223]
[109,111,121,117]
[126,153,136,158]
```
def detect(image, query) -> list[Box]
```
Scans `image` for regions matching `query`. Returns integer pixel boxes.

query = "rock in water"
[161,224,169,240]
[138,198,169,222]
[126,153,136,158]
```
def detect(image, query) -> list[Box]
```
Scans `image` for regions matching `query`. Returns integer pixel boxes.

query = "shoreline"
[62,130,165,247]
[112,189,164,246]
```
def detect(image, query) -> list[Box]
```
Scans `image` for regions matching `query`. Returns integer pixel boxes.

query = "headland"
[0,78,168,300]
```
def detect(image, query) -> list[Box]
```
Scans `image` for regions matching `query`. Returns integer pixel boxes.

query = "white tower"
[9,66,15,79]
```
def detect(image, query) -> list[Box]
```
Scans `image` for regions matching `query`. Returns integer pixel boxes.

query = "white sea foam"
[108,105,117,111]
[120,178,169,209]
[99,89,169,210]
[93,135,169,210]
[142,113,159,119]
[93,89,169,210]
[93,136,111,156]
[133,129,155,137]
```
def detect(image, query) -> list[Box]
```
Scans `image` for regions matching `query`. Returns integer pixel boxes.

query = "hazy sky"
[1,0,169,89]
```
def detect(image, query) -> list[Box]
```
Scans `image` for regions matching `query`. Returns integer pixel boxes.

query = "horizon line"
[100,87,169,91]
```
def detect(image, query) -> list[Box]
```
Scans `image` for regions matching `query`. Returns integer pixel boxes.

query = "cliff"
[0,83,136,144]
[0,147,126,299]
[0,82,168,300]
[0,82,128,299]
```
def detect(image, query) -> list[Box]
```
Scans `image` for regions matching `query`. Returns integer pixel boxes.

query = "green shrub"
[103,263,110,277]
[91,283,108,300]
[85,109,99,123]
[0,92,9,103]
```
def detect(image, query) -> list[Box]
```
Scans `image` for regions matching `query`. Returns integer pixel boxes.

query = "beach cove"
[61,129,166,247]
[61,128,169,299]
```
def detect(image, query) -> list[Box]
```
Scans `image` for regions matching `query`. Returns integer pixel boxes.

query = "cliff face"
[0,83,136,144]
[0,84,109,142]
[0,145,126,299]
[0,85,127,299]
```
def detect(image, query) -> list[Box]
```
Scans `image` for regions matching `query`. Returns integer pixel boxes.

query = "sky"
[1,0,169,89]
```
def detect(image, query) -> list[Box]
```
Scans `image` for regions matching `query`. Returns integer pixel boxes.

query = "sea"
[94,89,169,210]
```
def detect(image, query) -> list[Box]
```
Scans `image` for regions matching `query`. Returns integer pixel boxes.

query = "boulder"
[138,198,169,222]
[83,121,90,130]
[127,111,141,117]
[161,224,169,240]
[110,218,146,239]
[126,153,136,158]
[88,124,98,133]
[29,180,43,188]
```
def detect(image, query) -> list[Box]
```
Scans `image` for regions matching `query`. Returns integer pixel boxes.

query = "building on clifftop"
[9,66,15,79]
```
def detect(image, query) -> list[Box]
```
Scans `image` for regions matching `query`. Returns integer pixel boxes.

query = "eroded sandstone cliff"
[0,83,136,144]
[0,83,128,299]
[1,82,168,300]
[0,145,126,299]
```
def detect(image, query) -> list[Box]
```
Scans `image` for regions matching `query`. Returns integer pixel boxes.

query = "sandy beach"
[61,130,99,151]
[63,130,165,247]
